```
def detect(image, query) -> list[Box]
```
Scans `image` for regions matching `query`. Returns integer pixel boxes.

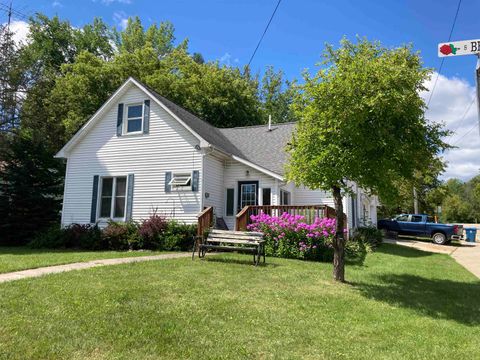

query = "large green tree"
[286,38,449,282]
[259,66,295,123]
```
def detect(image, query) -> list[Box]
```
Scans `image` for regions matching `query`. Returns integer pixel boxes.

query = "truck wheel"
[432,232,447,245]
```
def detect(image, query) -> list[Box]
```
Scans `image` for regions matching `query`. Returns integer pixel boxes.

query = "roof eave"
[231,155,284,181]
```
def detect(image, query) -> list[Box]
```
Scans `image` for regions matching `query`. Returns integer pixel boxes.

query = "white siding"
[62,84,202,226]
[223,160,278,230]
[203,153,225,219]
[293,185,335,207]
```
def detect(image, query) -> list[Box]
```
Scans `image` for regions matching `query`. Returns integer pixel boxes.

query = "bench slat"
[206,238,264,245]
[208,234,263,242]
[210,230,263,237]
[201,244,258,253]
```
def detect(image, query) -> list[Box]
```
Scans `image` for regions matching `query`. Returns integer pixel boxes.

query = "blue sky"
[3,0,480,180]
[6,0,480,84]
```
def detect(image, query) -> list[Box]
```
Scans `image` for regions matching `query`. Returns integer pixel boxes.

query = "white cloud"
[113,11,128,30]
[219,52,240,66]
[420,72,480,181]
[52,0,62,7]
[219,52,231,65]
[5,20,30,44]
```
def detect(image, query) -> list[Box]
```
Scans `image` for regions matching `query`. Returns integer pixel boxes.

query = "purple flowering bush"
[247,212,336,261]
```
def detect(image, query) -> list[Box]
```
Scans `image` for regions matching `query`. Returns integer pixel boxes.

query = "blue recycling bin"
[465,228,477,242]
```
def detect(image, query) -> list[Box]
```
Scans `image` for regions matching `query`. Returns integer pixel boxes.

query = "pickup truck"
[377,214,463,245]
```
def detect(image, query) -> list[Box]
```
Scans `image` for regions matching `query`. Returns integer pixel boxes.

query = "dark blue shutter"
[165,172,172,193]
[126,174,134,221]
[143,99,150,134]
[192,170,199,192]
[116,103,124,136]
[90,175,99,223]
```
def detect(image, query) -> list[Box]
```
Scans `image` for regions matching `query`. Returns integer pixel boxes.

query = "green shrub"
[138,215,167,249]
[163,221,196,251]
[30,218,196,251]
[29,225,66,248]
[29,224,103,249]
[352,226,383,248]
[64,224,103,249]
[102,221,130,250]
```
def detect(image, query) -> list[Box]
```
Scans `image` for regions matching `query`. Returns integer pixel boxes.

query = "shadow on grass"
[353,273,480,325]
[0,246,87,255]
[376,243,434,258]
[202,256,280,268]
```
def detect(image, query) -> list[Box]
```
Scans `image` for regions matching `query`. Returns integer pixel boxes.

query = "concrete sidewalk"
[0,252,192,284]
[384,238,480,279]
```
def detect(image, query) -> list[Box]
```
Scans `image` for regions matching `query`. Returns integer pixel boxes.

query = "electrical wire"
[427,0,462,107]
[247,0,282,67]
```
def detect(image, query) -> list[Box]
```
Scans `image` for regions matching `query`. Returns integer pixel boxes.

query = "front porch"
[197,204,346,236]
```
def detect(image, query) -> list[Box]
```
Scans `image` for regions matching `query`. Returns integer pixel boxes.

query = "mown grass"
[0,244,479,359]
[0,247,169,274]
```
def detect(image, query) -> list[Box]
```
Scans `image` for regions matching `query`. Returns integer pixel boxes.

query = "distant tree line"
[0,14,295,244]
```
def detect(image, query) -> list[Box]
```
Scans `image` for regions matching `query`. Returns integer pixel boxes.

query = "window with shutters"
[99,176,127,219]
[168,172,192,190]
[123,103,143,134]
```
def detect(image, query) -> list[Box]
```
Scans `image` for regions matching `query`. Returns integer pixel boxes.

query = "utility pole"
[413,187,419,214]
[7,2,12,27]
[476,55,480,135]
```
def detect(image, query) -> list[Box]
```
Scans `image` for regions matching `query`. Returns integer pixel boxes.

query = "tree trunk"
[332,185,345,282]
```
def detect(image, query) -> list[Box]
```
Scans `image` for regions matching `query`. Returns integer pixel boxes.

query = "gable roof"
[56,77,296,180]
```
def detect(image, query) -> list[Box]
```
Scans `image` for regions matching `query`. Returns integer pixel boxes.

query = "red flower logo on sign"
[440,43,459,55]
[440,44,452,55]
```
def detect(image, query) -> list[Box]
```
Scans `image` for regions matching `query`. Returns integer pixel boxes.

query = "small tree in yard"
[286,38,449,282]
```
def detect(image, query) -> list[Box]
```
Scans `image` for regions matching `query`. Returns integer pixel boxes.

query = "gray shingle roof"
[219,123,296,175]
[139,79,296,176]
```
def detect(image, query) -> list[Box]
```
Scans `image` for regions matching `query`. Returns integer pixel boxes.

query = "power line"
[426,0,462,108]
[449,97,475,137]
[0,2,30,22]
[247,0,282,68]
[451,121,477,146]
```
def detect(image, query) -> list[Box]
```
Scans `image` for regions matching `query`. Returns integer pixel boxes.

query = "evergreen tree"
[1,135,64,245]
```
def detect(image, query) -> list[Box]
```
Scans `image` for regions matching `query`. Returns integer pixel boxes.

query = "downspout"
[200,149,206,212]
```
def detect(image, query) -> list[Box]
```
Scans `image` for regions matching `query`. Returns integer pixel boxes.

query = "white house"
[55,77,378,231]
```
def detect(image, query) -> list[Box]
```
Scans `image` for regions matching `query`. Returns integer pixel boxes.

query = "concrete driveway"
[384,238,480,279]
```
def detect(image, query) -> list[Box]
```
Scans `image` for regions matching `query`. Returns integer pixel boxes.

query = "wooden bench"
[193,229,266,265]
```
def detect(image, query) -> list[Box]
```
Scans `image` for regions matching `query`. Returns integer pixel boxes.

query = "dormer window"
[124,103,143,134]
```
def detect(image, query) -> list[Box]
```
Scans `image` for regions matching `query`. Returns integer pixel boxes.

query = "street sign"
[438,39,480,57]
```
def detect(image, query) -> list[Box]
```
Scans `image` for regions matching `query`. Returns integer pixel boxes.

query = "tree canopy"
[287,38,449,281]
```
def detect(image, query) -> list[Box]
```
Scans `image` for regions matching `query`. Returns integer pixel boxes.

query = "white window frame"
[123,103,144,135]
[97,176,128,221]
[168,172,193,190]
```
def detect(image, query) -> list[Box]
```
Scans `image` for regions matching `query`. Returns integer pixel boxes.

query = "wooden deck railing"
[197,206,214,237]
[235,204,347,231]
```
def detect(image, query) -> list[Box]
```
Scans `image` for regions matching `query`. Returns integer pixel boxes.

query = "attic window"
[168,173,192,188]
[124,103,143,134]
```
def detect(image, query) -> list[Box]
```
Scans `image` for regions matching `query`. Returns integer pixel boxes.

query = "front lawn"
[0,247,169,274]
[0,244,479,359]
